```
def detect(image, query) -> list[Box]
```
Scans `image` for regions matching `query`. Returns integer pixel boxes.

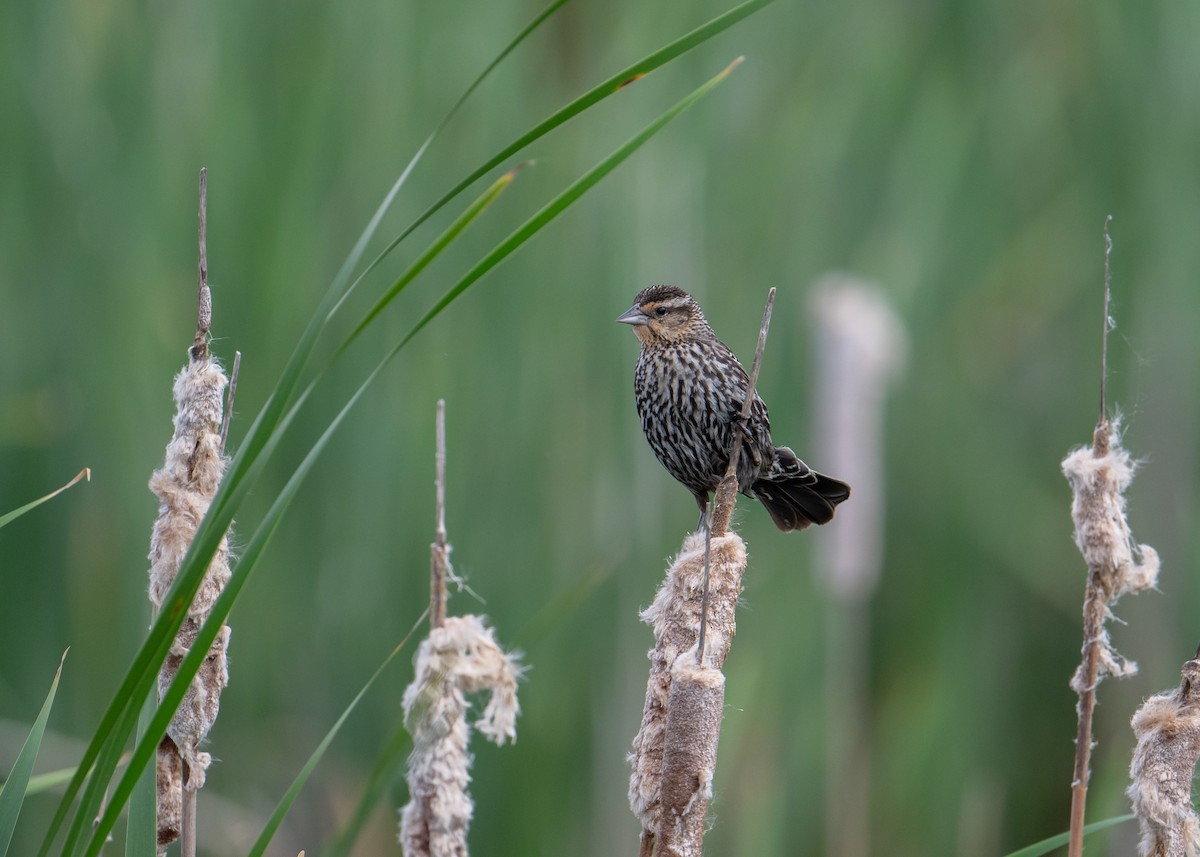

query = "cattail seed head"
[399,614,521,857]
[1062,425,1160,689]
[628,530,745,834]
[147,355,233,848]
[1128,658,1200,857]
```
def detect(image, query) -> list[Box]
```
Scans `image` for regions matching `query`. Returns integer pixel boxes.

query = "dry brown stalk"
[431,399,449,630]
[629,289,775,856]
[147,169,234,853]
[1064,219,1159,857]
[1127,654,1200,857]
[399,402,521,857]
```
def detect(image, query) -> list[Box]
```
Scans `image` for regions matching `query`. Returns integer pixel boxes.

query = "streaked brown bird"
[617,284,850,531]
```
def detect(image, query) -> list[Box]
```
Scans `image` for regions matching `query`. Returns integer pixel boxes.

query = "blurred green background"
[3,0,1199,854]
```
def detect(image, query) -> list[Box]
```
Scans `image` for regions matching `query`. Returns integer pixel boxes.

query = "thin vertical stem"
[1099,215,1112,430]
[431,400,448,629]
[180,762,197,857]
[699,288,775,660]
[1067,218,1117,857]
[219,351,242,455]
[193,168,211,362]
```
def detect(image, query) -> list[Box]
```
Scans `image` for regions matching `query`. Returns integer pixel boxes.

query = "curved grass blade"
[1002,814,1133,857]
[353,0,773,291]
[317,721,412,857]
[0,469,89,530]
[0,652,65,856]
[247,613,428,857]
[41,12,543,838]
[401,57,743,349]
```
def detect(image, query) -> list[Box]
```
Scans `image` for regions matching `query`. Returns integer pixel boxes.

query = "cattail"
[1063,222,1160,857]
[1128,655,1200,857]
[1062,421,1159,857]
[399,401,521,857]
[147,354,233,849]
[399,614,521,857]
[628,530,745,856]
[1062,425,1160,689]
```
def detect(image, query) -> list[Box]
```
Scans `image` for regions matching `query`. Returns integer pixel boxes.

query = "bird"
[617,284,850,532]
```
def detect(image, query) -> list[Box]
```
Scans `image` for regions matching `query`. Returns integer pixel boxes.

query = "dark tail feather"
[751,448,850,532]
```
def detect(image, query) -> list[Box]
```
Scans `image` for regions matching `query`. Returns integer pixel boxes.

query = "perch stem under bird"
[617,284,850,531]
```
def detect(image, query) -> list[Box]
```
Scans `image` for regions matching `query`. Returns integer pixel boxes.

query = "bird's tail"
[751,446,851,532]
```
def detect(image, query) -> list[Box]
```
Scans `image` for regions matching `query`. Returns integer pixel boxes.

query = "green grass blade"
[317,721,412,857]
[123,688,158,857]
[357,0,773,287]
[1002,814,1134,857]
[62,697,142,857]
[0,470,89,530]
[248,614,427,857]
[0,653,66,856]
[400,57,744,348]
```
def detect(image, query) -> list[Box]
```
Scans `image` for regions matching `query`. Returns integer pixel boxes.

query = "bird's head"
[616,285,710,346]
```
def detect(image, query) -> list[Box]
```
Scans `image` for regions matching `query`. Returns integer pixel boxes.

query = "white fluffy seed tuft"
[399,614,521,857]
[147,356,232,848]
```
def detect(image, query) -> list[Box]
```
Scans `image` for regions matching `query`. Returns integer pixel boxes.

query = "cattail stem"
[697,287,774,658]
[181,764,197,857]
[193,168,211,363]
[1068,565,1105,857]
[431,399,448,629]
[708,288,775,539]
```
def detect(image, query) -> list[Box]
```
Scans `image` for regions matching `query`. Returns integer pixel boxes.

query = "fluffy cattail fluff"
[399,614,521,857]
[1062,423,1160,688]
[147,356,232,849]
[628,530,746,853]
[1128,656,1200,857]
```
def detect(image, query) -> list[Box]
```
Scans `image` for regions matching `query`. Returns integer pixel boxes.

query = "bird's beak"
[616,305,650,326]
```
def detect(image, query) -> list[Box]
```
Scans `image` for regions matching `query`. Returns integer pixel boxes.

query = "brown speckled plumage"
[618,285,849,531]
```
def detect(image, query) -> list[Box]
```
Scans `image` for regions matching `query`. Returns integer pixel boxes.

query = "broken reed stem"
[219,350,241,455]
[431,399,448,630]
[1128,654,1200,857]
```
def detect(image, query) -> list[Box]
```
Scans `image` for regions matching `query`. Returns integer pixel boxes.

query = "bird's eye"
[655,307,668,317]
